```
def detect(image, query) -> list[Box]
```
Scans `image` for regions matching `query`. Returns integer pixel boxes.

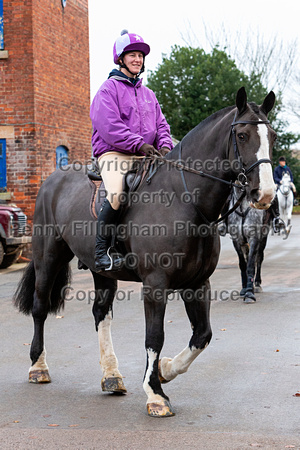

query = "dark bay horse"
[226,186,273,303]
[14,88,277,417]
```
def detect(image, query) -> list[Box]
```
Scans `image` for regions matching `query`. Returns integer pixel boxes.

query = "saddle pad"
[89,179,106,219]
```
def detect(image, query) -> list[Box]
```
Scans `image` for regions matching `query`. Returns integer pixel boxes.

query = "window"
[56,145,69,169]
[0,139,7,190]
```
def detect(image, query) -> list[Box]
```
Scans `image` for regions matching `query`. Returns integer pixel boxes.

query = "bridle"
[231,112,272,182]
[278,178,292,197]
[147,111,274,227]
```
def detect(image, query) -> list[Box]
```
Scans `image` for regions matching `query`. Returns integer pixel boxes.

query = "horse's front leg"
[92,273,126,394]
[143,286,173,417]
[159,280,212,384]
[244,240,260,303]
[254,235,268,292]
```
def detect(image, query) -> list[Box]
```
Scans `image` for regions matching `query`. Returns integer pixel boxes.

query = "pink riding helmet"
[113,30,150,64]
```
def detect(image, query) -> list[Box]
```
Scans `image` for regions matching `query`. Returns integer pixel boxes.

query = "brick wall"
[0,0,91,221]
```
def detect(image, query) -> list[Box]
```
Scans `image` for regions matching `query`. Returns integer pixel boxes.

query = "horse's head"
[281,172,292,194]
[232,87,277,210]
[282,172,291,183]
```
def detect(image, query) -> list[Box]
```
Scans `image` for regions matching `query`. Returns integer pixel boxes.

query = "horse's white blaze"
[29,349,48,372]
[160,344,207,382]
[143,348,164,404]
[98,310,121,378]
[256,124,276,204]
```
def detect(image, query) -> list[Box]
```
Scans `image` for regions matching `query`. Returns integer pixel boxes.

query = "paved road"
[0,217,299,449]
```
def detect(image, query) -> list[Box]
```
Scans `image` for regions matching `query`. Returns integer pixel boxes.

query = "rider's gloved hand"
[139,143,156,157]
[159,147,171,156]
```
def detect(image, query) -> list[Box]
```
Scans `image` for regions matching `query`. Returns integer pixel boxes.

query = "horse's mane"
[248,102,260,115]
[195,105,234,131]
[180,105,235,143]
[185,100,264,140]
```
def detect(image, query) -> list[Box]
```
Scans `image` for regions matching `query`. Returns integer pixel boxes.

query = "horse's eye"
[238,133,245,141]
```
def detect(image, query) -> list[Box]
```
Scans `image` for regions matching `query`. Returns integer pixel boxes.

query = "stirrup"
[95,247,124,272]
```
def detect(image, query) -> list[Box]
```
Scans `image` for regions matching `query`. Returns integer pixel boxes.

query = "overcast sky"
[88,0,300,137]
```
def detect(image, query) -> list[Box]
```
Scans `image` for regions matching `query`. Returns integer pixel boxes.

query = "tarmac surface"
[0,216,299,449]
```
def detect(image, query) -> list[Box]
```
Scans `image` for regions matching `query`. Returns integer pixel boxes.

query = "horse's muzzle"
[250,186,275,210]
[251,201,271,210]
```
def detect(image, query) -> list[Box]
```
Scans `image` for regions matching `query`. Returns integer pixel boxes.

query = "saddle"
[87,157,161,219]
[78,157,163,271]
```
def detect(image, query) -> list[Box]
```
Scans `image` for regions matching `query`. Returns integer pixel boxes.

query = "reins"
[145,112,273,228]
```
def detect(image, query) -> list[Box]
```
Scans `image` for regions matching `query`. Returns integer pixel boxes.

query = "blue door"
[0,139,7,190]
[56,145,69,168]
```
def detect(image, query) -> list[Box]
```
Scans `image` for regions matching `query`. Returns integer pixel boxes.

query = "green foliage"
[147,45,300,191]
[273,131,300,193]
[269,100,300,192]
[147,45,268,140]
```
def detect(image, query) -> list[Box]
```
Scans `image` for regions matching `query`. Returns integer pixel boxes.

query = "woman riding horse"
[90,30,173,272]
[14,87,277,417]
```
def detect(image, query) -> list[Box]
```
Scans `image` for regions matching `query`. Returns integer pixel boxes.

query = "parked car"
[0,202,31,268]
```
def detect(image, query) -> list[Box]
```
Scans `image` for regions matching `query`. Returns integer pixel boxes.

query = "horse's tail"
[13,260,72,315]
[13,260,36,315]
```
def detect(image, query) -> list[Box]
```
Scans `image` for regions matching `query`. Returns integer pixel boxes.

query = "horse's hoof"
[254,284,263,293]
[101,376,127,394]
[29,369,51,383]
[244,292,256,303]
[283,226,291,240]
[158,360,171,384]
[147,400,175,417]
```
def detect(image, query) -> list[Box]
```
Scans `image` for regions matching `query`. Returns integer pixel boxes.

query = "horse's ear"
[261,91,276,116]
[236,87,247,115]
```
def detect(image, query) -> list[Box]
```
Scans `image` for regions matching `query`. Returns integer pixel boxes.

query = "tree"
[272,125,300,192]
[147,44,300,193]
[147,45,268,140]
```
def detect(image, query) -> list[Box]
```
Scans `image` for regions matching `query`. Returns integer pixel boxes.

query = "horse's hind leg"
[254,235,268,292]
[243,240,260,303]
[91,272,126,394]
[29,242,73,383]
[159,280,212,385]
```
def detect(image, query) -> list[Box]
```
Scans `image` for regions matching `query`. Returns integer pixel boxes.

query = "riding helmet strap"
[119,55,145,77]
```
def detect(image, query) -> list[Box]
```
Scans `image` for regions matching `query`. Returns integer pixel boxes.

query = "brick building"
[0,0,91,221]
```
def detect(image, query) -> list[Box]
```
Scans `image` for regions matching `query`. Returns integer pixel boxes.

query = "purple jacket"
[90,73,173,158]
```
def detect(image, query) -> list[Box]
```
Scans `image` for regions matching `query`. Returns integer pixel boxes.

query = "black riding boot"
[269,196,285,233]
[95,199,124,272]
